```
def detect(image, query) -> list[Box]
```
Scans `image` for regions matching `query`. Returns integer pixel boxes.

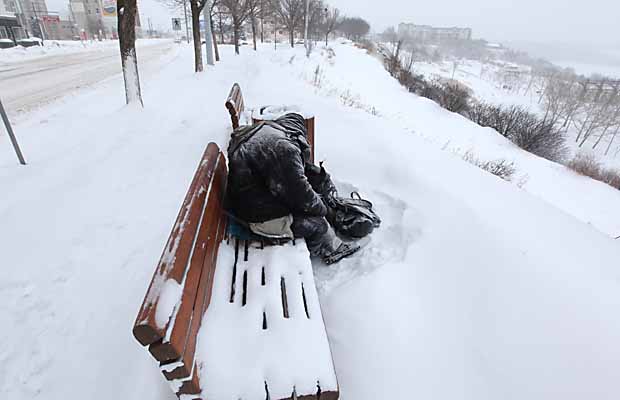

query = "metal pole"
[0,99,27,165]
[203,0,214,65]
[183,0,190,44]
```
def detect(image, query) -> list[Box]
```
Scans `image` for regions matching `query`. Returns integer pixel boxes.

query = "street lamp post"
[182,0,190,43]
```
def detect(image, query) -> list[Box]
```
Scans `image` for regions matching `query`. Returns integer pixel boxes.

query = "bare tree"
[190,0,210,71]
[117,0,143,105]
[379,26,398,47]
[337,16,370,41]
[210,0,221,61]
[272,0,304,48]
[319,4,339,46]
[302,0,323,55]
[247,0,261,50]
[165,0,209,71]
[220,0,251,54]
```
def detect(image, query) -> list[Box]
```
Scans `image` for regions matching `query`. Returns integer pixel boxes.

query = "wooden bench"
[226,83,316,163]
[225,83,245,130]
[133,89,338,400]
[133,142,228,395]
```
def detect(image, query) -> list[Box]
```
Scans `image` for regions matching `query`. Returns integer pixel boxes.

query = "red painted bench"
[132,86,338,400]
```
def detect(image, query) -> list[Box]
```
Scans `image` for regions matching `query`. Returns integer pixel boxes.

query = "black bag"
[326,191,381,238]
[306,162,381,239]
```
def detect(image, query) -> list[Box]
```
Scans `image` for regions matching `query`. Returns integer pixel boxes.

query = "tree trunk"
[117,0,143,105]
[251,16,257,51]
[218,11,224,44]
[190,0,203,72]
[211,13,220,61]
[289,29,294,48]
[233,21,240,55]
[605,125,620,155]
[260,4,264,43]
[325,32,328,46]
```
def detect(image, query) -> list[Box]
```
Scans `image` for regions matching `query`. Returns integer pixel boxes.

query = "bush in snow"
[567,152,620,190]
[509,114,567,162]
[355,39,376,54]
[431,80,472,114]
[467,101,567,162]
[462,151,516,181]
[567,152,601,179]
[600,168,620,190]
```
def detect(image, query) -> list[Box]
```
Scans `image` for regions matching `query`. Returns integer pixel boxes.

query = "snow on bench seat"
[132,140,339,400]
[194,240,339,400]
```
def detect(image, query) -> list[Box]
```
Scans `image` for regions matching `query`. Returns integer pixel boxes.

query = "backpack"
[326,191,382,238]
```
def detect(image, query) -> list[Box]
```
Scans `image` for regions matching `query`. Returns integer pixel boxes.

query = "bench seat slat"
[194,241,339,400]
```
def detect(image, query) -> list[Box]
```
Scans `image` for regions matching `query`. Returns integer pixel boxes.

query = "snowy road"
[0,41,175,114]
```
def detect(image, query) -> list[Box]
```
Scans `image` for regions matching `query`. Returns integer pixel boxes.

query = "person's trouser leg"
[291,216,340,257]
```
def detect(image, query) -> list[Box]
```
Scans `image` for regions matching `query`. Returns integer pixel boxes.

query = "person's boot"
[322,242,361,265]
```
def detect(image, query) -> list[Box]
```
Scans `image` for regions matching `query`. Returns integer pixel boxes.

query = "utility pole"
[0,99,27,165]
[183,0,190,43]
[203,0,214,65]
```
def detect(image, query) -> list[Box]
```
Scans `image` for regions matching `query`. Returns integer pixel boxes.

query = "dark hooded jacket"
[226,113,327,223]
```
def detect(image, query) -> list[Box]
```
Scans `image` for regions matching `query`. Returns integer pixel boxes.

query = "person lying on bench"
[226,113,360,265]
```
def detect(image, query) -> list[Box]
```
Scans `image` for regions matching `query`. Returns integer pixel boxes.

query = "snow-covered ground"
[406,55,620,170]
[0,39,167,63]
[1,41,620,400]
[0,39,176,116]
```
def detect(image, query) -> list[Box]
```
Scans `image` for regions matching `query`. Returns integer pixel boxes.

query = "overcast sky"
[46,0,619,48]
[328,0,620,47]
[45,0,619,68]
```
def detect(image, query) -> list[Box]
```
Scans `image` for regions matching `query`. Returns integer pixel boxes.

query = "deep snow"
[1,40,620,400]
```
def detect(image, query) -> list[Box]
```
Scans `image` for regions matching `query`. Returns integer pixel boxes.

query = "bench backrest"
[225,83,245,129]
[132,142,227,386]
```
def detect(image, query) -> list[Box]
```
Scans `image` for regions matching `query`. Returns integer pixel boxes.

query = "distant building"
[398,22,472,42]
[16,0,48,38]
[2,0,18,15]
[69,0,118,39]
[0,14,29,47]
[41,13,76,39]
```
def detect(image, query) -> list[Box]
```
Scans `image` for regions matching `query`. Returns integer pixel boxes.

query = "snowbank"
[1,41,619,400]
[0,38,171,64]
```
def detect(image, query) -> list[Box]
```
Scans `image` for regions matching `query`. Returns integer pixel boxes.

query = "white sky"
[327,0,620,47]
[45,0,620,46]
[44,0,619,66]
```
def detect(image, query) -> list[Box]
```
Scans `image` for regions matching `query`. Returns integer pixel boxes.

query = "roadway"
[0,40,175,114]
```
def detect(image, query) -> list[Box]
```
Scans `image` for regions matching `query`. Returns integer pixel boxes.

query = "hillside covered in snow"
[1,40,619,400]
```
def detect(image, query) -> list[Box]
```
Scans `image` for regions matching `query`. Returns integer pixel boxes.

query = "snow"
[1,40,620,400]
[122,52,143,105]
[155,279,182,329]
[0,39,169,64]
[254,104,315,120]
[195,241,337,400]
